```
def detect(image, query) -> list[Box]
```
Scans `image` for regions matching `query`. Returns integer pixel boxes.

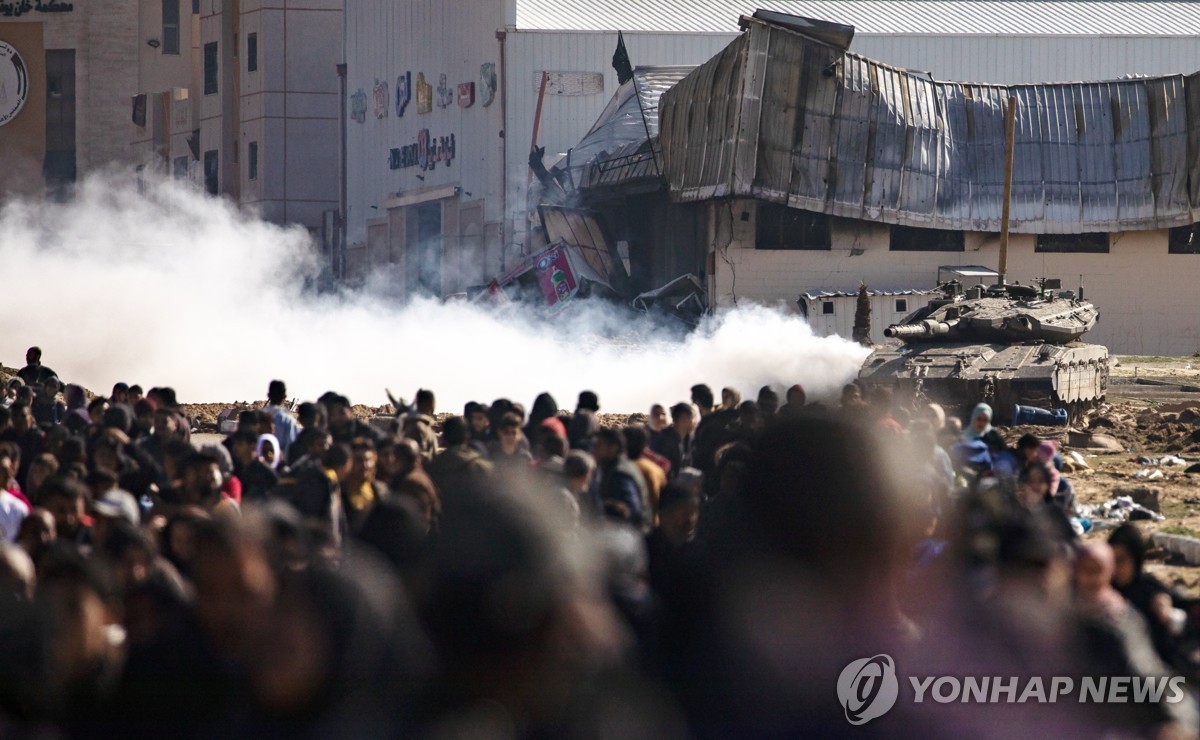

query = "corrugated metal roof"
[515,1,1200,36]
[659,16,1200,233]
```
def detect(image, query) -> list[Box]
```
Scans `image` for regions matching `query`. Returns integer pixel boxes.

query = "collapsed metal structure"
[659,13,1200,234]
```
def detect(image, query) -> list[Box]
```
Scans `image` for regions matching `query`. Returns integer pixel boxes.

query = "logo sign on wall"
[0,41,29,126]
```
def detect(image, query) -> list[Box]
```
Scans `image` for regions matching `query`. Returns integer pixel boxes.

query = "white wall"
[344,0,508,247]
[712,201,1200,356]
[803,292,937,345]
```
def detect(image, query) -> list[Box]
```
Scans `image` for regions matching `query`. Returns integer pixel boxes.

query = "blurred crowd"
[0,345,1198,738]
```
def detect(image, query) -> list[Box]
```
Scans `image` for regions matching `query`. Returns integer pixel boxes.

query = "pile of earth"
[1080,403,1200,455]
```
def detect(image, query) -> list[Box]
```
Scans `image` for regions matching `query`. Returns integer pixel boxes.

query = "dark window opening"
[406,201,443,295]
[756,203,831,250]
[43,49,76,194]
[1035,233,1108,253]
[247,33,258,72]
[1169,224,1200,254]
[192,0,200,14]
[162,1,180,55]
[203,42,218,95]
[890,226,964,251]
[203,150,218,195]
[173,156,189,179]
[895,298,907,313]
[248,141,258,181]
[822,301,835,315]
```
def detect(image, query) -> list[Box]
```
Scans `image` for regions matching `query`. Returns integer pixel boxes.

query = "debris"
[1083,496,1165,523]
[632,273,707,329]
[1067,450,1090,469]
[1012,404,1068,427]
[1112,486,1162,513]
[1151,532,1200,566]
[1068,430,1125,452]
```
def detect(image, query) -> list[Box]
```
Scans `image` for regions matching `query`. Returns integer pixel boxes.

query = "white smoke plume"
[0,174,870,412]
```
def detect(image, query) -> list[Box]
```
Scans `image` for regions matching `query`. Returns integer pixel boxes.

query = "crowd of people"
[0,345,1198,738]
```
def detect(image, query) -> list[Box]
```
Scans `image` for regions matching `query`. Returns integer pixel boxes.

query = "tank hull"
[858,341,1109,424]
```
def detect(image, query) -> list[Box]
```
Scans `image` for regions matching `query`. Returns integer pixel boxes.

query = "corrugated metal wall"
[661,19,1200,234]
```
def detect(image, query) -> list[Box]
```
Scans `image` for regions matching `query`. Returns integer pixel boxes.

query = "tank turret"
[859,278,1109,423]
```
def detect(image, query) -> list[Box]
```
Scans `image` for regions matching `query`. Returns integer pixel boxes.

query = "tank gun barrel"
[885,319,959,339]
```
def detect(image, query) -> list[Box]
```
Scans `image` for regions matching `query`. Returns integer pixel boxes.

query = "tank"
[858,278,1109,423]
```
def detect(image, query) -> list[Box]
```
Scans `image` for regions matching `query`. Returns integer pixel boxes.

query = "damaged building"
[537,8,1200,354]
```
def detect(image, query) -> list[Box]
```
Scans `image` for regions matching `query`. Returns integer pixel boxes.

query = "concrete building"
[0,0,197,197]
[196,0,341,230]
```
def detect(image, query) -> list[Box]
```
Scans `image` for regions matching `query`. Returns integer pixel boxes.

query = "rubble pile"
[1086,404,1200,454]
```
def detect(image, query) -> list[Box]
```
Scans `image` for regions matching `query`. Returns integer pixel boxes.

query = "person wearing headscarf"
[962,402,1007,455]
[256,433,282,471]
[963,402,994,441]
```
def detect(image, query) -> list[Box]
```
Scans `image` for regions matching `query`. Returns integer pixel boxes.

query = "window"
[203,42,218,95]
[193,0,200,13]
[173,156,189,179]
[248,141,258,180]
[203,150,218,195]
[1169,224,1200,254]
[895,298,908,313]
[162,1,180,55]
[890,226,964,251]
[1035,233,1108,253]
[755,203,831,250]
[247,33,258,72]
[822,301,835,315]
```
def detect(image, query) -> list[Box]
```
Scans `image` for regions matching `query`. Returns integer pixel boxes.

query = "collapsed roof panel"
[552,66,695,190]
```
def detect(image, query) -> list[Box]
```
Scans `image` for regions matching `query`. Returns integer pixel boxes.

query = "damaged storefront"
[508,65,711,321]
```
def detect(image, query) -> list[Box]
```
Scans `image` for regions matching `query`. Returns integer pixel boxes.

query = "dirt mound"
[1088,404,1200,454]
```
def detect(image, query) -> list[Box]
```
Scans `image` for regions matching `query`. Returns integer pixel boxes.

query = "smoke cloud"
[0,174,870,412]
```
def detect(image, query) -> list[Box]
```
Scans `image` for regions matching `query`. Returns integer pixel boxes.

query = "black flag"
[612,31,633,85]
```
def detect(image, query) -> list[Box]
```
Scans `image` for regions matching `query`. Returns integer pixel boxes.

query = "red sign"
[535,246,577,306]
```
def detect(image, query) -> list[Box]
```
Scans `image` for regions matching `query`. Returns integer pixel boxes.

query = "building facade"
[0,0,196,197]
[342,0,733,295]
[343,0,1200,308]
[196,0,341,230]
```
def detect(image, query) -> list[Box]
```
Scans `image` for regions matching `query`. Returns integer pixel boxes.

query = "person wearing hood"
[524,392,559,441]
[963,402,1006,451]
[567,391,601,452]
